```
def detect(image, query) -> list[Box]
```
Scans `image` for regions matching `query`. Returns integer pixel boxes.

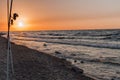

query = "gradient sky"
[0,0,120,31]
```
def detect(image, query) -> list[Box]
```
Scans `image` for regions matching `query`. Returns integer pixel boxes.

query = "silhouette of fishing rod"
[7,0,18,80]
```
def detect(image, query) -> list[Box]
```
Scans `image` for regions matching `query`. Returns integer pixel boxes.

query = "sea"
[2,29,120,80]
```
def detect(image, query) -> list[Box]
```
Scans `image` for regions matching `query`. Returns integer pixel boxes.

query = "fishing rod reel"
[10,13,19,25]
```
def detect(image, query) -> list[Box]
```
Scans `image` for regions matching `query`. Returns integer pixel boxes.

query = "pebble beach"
[0,34,94,80]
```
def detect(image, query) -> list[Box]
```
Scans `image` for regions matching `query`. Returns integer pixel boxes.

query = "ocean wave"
[13,36,120,49]
[11,30,120,49]
[65,56,120,66]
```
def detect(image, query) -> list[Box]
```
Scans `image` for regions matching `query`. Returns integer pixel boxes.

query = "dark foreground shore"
[0,35,95,80]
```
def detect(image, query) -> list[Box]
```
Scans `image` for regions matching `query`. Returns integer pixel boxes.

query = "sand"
[0,34,95,80]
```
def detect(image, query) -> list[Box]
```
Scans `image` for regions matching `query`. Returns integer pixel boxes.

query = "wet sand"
[0,35,95,80]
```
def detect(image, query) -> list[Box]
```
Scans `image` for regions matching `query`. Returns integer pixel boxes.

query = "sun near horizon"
[0,0,120,31]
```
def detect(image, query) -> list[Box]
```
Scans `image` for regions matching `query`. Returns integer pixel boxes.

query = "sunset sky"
[0,0,120,31]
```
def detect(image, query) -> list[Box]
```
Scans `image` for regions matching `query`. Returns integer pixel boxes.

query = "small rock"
[43,43,47,47]
[74,60,77,63]
[116,71,120,74]
[111,77,120,80]
[71,66,84,74]
[61,58,66,61]
[71,54,76,56]
[55,51,62,54]
[80,60,84,64]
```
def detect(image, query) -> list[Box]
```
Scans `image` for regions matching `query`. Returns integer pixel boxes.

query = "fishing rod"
[7,0,18,80]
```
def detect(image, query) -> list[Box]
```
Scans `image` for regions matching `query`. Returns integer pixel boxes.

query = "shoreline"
[0,35,95,80]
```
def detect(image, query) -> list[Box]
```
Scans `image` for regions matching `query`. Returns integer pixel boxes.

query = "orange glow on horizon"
[0,0,120,31]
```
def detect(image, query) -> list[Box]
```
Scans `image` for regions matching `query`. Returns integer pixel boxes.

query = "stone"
[71,66,83,74]
[80,60,84,64]
[43,43,47,47]
[74,60,77,63]
[55,51,62,55]
[71,54,76,56]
